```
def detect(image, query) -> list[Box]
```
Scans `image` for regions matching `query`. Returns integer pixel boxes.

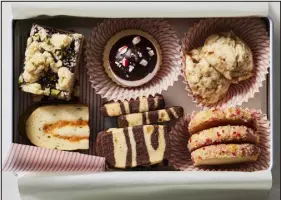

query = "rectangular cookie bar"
[118,106,184,128]
[100,94,165,117]
[96,125,170,169]
[18,24,84,100]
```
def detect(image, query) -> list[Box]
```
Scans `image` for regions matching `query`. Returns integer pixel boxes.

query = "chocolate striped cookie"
[100,94,165,117]
[96,125,170,169]
[118,106,183,128]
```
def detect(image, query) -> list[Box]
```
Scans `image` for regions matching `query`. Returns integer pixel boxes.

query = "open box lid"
[2,2,275,200]
[10,2,269,18]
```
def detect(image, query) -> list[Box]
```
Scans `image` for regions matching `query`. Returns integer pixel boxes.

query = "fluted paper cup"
[169,108,270,171]
[86,19,181,101]
[181,18,270,108]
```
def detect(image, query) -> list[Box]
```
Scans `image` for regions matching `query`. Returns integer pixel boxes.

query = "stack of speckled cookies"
[97,95,183,169]
[187,107,260,166]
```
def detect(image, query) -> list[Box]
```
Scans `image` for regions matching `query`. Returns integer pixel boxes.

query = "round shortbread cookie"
[188,125,259,152]
[191,143,259,166]
[188,107,257,135]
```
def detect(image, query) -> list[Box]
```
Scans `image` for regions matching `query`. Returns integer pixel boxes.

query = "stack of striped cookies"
[188,107,260,166]
[97,94,183,169]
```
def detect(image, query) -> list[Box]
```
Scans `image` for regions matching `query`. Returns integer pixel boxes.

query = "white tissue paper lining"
[9,2,271,200]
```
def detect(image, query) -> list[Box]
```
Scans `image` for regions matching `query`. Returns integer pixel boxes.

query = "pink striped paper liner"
[85,19,181,101]
[181,18,270,108]
[169,108,271,172]
[2,144,105,172]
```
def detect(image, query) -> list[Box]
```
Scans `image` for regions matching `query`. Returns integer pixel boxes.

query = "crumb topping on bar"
[56,67,74,91]
[19,24,83,100]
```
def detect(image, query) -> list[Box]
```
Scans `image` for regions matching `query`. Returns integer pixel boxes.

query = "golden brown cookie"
[188,107,257,135]
[188,125,259,152]
[185,48,231,105]
[202,31,254,83]
[191,144,259,166]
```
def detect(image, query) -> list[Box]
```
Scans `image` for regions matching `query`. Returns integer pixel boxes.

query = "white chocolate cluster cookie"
[184,32,253,104]
[202,32,253,83]
[185,48,231,105]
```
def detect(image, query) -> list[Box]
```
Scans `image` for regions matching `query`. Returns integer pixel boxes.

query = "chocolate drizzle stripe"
[151,126,159,150]
[133,126,150,166]
[124,128,132,167]
[158,97,165,109]
[118,116,129,128]
[102,133,116,167]
[166,108,175,120]
[149,110,159,124]
[96,132,103,156]
[148,97,155,111]
[120,102,126,115]
[142,112,147,125]
[172,107,183,118]
[176,107,184,118]
[163,126,170,159]
[130,99,140,113]
[101,106,109,117]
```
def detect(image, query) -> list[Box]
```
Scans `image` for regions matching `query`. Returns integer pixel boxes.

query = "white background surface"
[1,2,280,200]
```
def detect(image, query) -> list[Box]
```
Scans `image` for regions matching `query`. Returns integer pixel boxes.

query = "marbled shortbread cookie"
[100,94,165,117]
[118,106,183,128]
[96,125,170,168]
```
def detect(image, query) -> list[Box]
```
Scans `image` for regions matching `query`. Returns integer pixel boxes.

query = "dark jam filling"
[109,35,157,81]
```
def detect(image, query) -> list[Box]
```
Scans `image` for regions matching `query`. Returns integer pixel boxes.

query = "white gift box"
[1,2,275,200]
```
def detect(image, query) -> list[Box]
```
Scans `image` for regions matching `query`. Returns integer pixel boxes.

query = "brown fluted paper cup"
[181,18,270,108]
[86,19,181,101]
[169,108,271,172]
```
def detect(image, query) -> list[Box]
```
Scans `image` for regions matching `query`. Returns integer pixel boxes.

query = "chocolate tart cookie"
[103,29,162,87]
